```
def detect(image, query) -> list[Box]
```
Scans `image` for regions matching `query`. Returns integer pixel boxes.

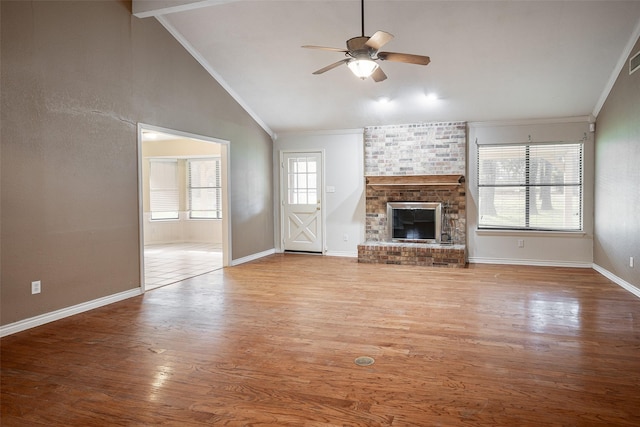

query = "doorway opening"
[137,124,231,291]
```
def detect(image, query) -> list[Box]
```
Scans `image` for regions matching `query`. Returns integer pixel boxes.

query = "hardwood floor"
[2,255,639,426]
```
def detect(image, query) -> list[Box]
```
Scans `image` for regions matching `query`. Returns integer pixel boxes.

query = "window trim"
[477,141,584,232]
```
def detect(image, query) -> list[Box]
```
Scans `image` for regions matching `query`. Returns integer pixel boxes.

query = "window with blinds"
[188,158,222,219]
[149,159,179,220]
[477,142,583,231]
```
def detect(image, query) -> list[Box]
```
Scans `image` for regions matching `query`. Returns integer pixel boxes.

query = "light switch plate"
[31,280,41,294]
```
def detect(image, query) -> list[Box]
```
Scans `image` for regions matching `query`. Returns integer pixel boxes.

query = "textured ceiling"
[135,0,640,137]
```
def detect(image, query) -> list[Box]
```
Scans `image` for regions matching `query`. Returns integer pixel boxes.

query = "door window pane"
[288,157,317,205]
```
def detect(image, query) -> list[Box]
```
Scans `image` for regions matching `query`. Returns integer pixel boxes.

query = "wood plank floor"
[2,254,639,426]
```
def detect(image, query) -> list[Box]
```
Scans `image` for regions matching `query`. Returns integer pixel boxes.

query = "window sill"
[476,229,587,238]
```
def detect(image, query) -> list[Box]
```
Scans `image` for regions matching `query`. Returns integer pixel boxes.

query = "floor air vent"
[354,356,375,367]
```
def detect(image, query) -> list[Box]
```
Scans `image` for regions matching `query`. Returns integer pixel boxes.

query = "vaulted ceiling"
[134,1,640,137]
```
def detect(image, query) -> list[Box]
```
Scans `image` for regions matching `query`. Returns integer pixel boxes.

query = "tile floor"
[143,242,223,290]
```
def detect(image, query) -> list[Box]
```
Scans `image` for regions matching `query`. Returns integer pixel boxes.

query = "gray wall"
[1,0,274,325]
[594,36,640,287]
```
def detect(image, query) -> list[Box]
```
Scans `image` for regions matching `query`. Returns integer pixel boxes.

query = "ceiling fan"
[302,0,431,82]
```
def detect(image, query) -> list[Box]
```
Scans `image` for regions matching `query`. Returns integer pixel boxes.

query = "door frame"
[279,149,326,254]
[137,123,232,292]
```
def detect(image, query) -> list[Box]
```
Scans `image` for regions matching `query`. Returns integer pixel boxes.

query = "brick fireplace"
[357,122,467,268]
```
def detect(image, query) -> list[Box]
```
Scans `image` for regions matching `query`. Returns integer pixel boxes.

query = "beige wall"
[594,36,640,287]
[0,0,274,326]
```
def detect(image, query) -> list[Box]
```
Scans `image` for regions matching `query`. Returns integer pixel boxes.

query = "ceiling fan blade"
[378,51,431,65]
[312,59,350,75]
[302,45,348,53]
[365,31,394,51]
[371,66,387,82]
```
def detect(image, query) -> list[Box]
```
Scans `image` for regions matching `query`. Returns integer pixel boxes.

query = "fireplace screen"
[387,202,442,242]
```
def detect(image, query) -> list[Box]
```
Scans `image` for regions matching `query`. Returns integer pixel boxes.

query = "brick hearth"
[358,241,466,268]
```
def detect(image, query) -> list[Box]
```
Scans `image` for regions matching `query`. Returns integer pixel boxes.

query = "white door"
[281,151,323,253]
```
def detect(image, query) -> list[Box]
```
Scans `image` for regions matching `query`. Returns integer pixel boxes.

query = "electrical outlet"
[31,280,41,295]
[343,234,349,241]
[517,239,524,248]
[631,257,635,268]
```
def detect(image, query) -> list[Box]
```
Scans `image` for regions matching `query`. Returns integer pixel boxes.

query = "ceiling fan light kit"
[348,58,379,79]
[303,0,430,82]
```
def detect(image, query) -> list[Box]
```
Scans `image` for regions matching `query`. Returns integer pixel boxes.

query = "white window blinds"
[188,158,222,219]
[149,159,179,220]
[478,143,583,231]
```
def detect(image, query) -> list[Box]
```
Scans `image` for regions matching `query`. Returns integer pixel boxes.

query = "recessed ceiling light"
[425,93,438,102]
[377,96,391,104]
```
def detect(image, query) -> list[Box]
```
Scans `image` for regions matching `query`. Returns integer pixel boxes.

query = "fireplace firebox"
[387,202,442,243]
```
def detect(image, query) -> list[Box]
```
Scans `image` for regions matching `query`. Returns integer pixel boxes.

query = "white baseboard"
[0,288,142,338]
[469,257,593,268]
[231,248,276,266]
[592,263,640,299]
[325,250,358,258]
